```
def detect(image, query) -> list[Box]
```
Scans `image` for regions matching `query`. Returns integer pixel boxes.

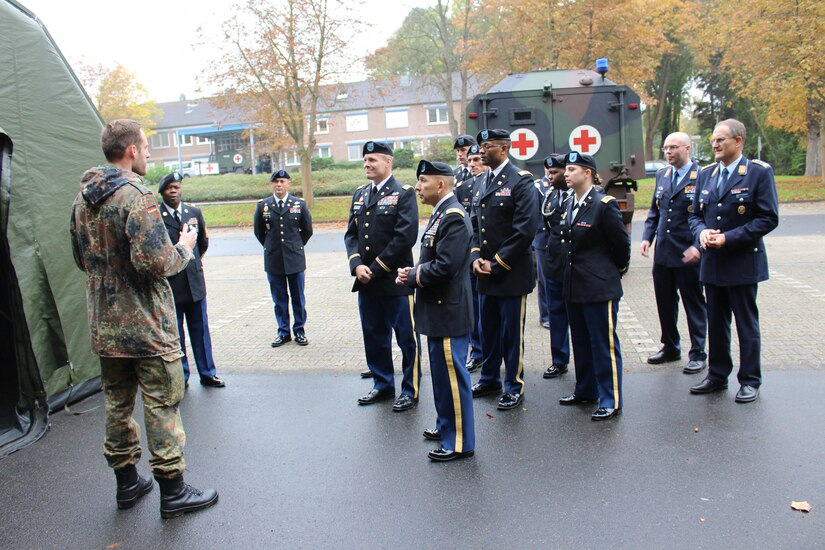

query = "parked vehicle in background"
[645,160,667,177]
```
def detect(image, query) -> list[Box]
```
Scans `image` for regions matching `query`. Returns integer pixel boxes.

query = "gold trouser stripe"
[514,295,527,394]
[443,338,463,453]
[471,247,480,253]
[348,253,361,261]
[607,299,620,409]
[407,295,420,398]
[376,257,391,272]
[494,253,512,271]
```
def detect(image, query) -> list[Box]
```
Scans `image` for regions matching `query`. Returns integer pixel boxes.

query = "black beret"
[362,141,393,157]
[270,169,290,181]
[468,144,481,156]
[453,135,477,149]
[544,154,566,169]
[476,128,511,143]
[416,160,455,178]
[158,171,183,194]
[564,151,597,172]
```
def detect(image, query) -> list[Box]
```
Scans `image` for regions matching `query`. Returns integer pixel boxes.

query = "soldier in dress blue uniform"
[397,160,475,462]
[159,172,225,388]
[453,134,477,183]
[344,141,422,411]
[469,129,539,411]
[455,144,488,373]
[688,119,779,403]
[254,169,314,347]
[641,132,708,374]
[533,158,555,328]
[558,152,630,421]
[539,154,573,380]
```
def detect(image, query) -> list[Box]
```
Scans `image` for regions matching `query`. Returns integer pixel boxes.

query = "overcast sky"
[20,0,432,103]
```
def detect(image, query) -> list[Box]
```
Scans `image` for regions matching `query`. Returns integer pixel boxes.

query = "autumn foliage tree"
[212,0,357,207]
[77,62,160,130]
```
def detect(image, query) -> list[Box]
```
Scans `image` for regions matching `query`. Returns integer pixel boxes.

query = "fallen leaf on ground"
[106,543,123,549]
[485,413,494,419]
[791,501,811,513]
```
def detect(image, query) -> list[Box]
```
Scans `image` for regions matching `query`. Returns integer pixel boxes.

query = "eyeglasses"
[661,145,686,152]
[711,137,734,145]
[480,143,504,150]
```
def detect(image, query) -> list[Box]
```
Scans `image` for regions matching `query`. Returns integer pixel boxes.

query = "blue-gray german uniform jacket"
[162,201,209,305]
[642,162,702,267]
[688,157,779,286]
[469,161,539,296]
[254,193,313,275]
[344,175,418,295]
[404,195,473,337]
[560,187,630,303]
[541,187,573,283]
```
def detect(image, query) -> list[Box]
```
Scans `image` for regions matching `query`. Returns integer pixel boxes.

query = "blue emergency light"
[596,58,609,77]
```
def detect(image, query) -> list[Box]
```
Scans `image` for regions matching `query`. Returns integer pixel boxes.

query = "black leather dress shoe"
[465,358,483,373]
[427,447,474,462]
[735,385,759,403]
[559,394,597,405]
[423,428,441,441]
[683,360,706,374]
[541,320,550,329]
[360,370,373,379]
[591,408,621,421]
[392,394,418,412]
[497,392,523,410]
[294,330,308,346]
[689,378,728,394]
[647,348,681,364]
[357,389,394,405]
[199,376,225,388]
[471,382,502,398]
[271,334,291,347]
[543,364,568,379]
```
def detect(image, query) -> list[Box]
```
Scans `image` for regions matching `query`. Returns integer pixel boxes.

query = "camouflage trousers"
[100,352,186,479]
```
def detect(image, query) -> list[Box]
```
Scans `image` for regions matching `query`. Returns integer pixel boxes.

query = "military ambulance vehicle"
[465,60,644,225]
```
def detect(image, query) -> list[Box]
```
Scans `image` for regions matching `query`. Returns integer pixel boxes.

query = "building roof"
[154,97,250,130]
[317,73,485,113]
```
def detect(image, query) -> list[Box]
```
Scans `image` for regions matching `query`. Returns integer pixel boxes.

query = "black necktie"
[672,169,679,190]
[174,210,180,225]
[369,185,377,203]
[278,199,284,210]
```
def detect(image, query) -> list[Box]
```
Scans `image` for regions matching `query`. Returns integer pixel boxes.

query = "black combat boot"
[156,475,219,519]
[114,464,153,509]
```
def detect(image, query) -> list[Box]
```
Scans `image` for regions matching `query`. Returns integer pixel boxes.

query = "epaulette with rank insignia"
[518,170,531,176]
[657,166,668,172]
[701,163,717,171]
[601,195,615,203]
[455,181,463,188]
[257,198,265,202]
[357,183,370,190]
[402,184,413,190]
[445,207,465,217]
[752,159,771,168]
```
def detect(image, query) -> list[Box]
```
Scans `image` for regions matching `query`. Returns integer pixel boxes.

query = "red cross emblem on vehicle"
[508,128,539,160]
[568,125,602,155]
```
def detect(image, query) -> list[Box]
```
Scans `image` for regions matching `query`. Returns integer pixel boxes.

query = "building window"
[315,145,331,158]
[347,143,364,161]
[315,117,329,134]
[149,132,170,149]
[385,109,408,129]
[346,112,369,132]
[179,134,193,146]
[196,136,211,146]
[393,140,421,154]
[285,151,301,166]
[216,135,243,153]
[427,105,449,125]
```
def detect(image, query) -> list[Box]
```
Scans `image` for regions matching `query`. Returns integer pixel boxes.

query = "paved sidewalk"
[202,203,825,379]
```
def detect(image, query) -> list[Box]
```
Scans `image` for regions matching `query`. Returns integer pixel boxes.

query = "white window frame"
[345,112,369,132]
[315,145,332,159]
[285,150,301,166]
[384,108,408,129]
[347,143,364,162]
[150,132,170,149]
[315,117,330,134]
[427,105,449,125]
[179,133,194,147]
[196,136,211,146]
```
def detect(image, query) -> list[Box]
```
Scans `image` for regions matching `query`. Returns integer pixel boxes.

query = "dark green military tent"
[0,0,105,457]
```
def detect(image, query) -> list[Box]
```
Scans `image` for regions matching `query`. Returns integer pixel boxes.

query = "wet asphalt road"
[1,370,823,548]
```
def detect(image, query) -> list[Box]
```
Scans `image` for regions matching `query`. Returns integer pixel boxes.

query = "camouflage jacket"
[70,166,192,357]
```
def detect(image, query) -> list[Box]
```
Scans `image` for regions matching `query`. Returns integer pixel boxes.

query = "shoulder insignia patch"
[701,163,717,172]
[601,195,615,203]
[518,170,532,176]
[752,159,771,168]
[445,207,466,217]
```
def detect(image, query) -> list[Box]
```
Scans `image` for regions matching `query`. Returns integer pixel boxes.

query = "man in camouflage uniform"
[70,119,218,519]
